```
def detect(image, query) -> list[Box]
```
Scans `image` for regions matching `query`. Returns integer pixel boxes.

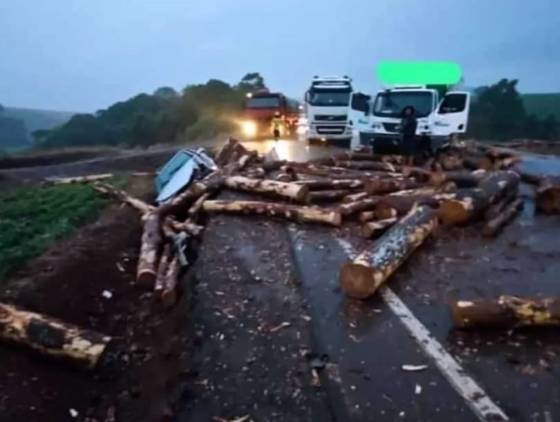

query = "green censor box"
[377,61,462,85]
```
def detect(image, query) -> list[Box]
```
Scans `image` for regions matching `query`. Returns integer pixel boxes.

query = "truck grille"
[316,125,346,135]
[383,123,399,132]
[314,114,347,122]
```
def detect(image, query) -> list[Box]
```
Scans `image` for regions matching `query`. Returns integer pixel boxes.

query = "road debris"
[401,364,428,372]
[269,321,291,333]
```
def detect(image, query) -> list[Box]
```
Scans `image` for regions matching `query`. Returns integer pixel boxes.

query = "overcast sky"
[1,0,558,112]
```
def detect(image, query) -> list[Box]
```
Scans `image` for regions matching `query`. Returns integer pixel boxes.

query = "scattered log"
[202,200,342,226]
[339,197,380,217]
[167,218,204,237]
[483,198,523,237]
[295,179,363,191]
[137,211,163,288]
[342,191,369,203]
[365,178,420,195]
[308,189,350,203]
[161,257,181,309]
[340,205,438,299]
[362,217,398,238]
[93,182,154,215]
[430,170,486,188]
[438,171,520,225]
[46,173,113,185]
[358,211,376,223]
[450,296,560,329]
[0,302,111,369]
[375,194,446,217]
[154,244,173,294]
[536,177,560,214]
[374,207,398,220]
[188,193,210,221]
[334,160,396,172]
[224,176,309,203]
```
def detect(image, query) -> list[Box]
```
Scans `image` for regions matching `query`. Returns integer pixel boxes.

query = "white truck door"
[432,92,470,137]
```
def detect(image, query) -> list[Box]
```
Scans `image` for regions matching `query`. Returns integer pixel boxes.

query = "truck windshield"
[247,97,281,108]
[373,91,433,118]
[308,90,351,107]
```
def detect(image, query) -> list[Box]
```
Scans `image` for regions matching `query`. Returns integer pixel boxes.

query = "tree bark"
[482,198,523,237]
[361,217,398,238]
[438,171,520,225]
[334,160,396,172]
[342,191,368,203]
[154,244,173,294]
[339,197,380,217]
[365,178,421,195]
[202,200,342,226]
[224,176,309,203]
[536,177,560,214]
[358,211,376,223]
[93,182,154,215]
[0,302,111,369]
[450,296,560,329]
[308,189,350,203]
[340,205,438,299]
[430,170,486,188]
[161,257,180,309]
[295,179,363,191]
[137,211,163,287]
[188,193,210,221]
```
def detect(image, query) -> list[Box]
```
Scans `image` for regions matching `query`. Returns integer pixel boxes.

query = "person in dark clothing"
[400,106,418,165]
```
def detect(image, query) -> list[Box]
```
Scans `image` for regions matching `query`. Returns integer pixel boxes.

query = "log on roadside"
[154,244,173,295]
[161,256,181,309]
[450,296,560,329]
[339,197,380,217]
[482,198,523,237]
[137,211,163,287]
[295,179,363,191]
[334,160,396,172]
[430,170,486,188]
[202,200,342,226]
[339,205,438,299]
[224,176,309,203]
[361,217,398,238]
[438,171,520,225]
[536,177,560,214]
[342,191,368,203]
[93,182,154,215]
[0,302,111,369]
[365,178,421,195]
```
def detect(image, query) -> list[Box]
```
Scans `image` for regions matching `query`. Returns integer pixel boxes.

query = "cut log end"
[339,262,377,299]
[438,199,472,225]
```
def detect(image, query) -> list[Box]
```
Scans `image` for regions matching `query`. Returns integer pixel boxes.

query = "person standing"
[400,106,418,165]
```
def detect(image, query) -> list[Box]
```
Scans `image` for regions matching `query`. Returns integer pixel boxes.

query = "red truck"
[240,90,299,139]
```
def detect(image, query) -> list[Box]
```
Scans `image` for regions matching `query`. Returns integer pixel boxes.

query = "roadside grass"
[0,178,125,281]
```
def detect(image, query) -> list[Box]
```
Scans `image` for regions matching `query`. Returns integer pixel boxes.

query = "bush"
[183,115,238,141]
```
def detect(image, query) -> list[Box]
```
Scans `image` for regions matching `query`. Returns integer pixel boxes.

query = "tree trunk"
[358,211,376,223]
[224,176,309,203]
[339,197,380,217]
[137,211,163,288]
[536,177,560,214]
[361,217,398,238]
[374,194,447,217]
[365,178,421,195]
[295,179,363,191]
[430,170,486,188]
[343,191,368,203]
[438,171,520,225]
[93,182,154,215]
[340,205,438,299]
[0,302,111,369]
[334,160,396,172]
[483,198,523,237]
[450,296,560,329]
[161,257,181,309]
[188,193,210,221]
[308,189,350,203]
[202,200,342,226]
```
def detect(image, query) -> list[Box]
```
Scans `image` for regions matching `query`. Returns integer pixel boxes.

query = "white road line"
[334,237,509,422]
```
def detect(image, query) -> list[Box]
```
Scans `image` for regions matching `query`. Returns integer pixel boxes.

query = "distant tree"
[153,86,179,100]
[237,72,267,93]
[540,114,559,141]
[0,103,4,113]
[0,116,28,149]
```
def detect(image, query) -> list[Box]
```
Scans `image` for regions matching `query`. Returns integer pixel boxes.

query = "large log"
[340,205,438,299]
[342,191,368,203]
[0,302,111,369]
[137,211,163,287]
[450,296,560,329]
[438,171,520,225]
[161,257,181,309]
[483,198,523,237]
[202,200,342,226]
[308,189,350,203]
[224,176,309,203]
[430,170,487,188]
[295,179,363,191]
[536,177,560,214]
[365,178,420,195]
[374,194,448,217]
[361,217,398,238]
[154,244,173,295]
[93,182,154,215]
[334,160,396,172]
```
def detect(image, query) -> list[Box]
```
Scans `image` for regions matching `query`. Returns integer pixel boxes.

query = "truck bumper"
[359,132,451,154]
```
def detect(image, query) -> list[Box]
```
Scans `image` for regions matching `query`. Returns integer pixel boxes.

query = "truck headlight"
[240,121,257,137]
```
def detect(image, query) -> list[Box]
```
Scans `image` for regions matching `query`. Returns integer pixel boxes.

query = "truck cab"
[358,85,470,153]
[241,90,298,139]
[305,76,353,146]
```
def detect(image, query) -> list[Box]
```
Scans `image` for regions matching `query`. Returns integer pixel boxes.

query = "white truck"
[357,85,470,153]
[304,76,354,145]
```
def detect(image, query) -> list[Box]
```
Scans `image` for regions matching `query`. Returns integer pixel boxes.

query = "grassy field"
[0,183,109,281]
[522,93,560,120]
